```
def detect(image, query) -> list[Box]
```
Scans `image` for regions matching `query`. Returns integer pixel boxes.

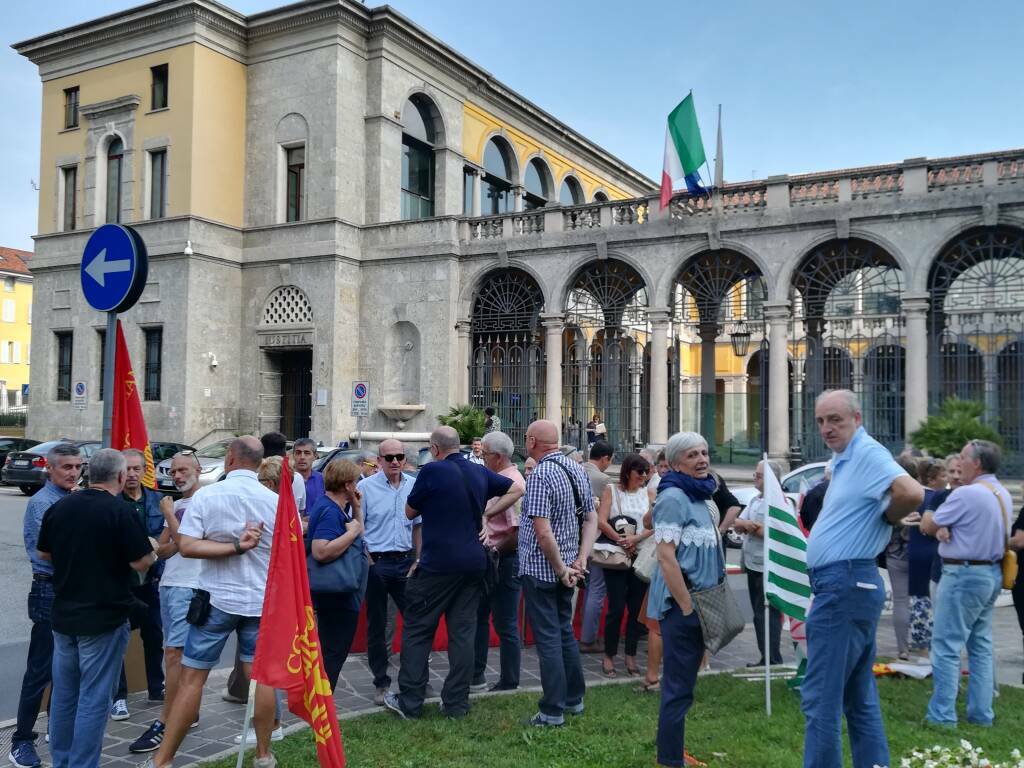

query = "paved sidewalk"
[3,604,1021,767]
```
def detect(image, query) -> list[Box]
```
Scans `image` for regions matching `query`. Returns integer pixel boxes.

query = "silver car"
[155,439,232,496]
[725,461,829,547]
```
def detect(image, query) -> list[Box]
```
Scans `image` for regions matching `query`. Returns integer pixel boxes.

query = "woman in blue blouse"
[648,431,724,768]
[307,459,366,689]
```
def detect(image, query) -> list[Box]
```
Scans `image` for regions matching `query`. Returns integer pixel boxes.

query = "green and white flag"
[763,457,811,621]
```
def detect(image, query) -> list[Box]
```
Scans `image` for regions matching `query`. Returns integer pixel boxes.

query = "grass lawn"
[209,675,1024,768]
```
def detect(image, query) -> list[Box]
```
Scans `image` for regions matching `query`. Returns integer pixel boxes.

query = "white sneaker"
[253,756,277,768]
[234,726,284,744]
[111,699,130,721]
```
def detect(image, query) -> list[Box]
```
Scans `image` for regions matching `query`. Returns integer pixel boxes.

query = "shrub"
[910,398,1002,458]
[437,405,487,445]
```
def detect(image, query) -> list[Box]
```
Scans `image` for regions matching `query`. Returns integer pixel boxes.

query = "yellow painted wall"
[463,102,634,201]
[0,278,34,394]
[37,43,245,234]
[189,45,246,227]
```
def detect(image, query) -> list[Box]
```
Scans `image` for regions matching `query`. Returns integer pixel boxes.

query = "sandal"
[683,751,708,767]
[625,656,641,676]
[639,677,660,692]
[601,660,617,678]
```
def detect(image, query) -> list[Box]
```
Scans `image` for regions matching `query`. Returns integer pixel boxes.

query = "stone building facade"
[17,1,1024,471]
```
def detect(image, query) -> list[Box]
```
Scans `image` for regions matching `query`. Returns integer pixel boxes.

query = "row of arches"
[468,225,1024,470]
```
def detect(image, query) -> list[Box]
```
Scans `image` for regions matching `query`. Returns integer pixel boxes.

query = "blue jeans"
[522,575,585,723]
[50,623,130,768]
[13,578,54,746]
[474,552,522,688]
[656,602,703,767]
[927,562,1002,726]
[801,559,889,768]
[580,564,606,644]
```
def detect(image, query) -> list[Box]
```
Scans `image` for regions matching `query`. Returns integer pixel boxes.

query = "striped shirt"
[518,452,595,582]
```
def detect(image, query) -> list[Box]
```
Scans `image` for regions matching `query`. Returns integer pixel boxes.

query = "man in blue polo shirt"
[801,389,922,768]
[383,426,522,720]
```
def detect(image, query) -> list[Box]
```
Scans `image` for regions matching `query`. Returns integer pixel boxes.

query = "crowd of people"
[8,389,1024,768]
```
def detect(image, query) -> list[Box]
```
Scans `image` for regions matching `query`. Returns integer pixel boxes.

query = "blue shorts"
[183,604,261,670]
[159,586,194,649]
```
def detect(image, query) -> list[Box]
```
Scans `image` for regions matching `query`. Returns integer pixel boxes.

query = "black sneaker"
[469,678,488,692]
[522,712,563,728]
[488,682,518,692]
[147,689,165,703]
[382,692,409,720]
[129,720,165,753]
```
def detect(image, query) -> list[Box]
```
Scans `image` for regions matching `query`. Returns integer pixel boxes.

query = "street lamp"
[730,321,752,357]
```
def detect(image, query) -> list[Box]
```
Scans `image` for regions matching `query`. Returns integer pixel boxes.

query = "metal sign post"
[79,224,149,447]
[351,381,370,449]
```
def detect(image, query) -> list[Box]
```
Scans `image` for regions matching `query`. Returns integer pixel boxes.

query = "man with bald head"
[801,390,923,768]
[382,427,522,720]
[357,437,421,705]
[519,419,598,727]
[147,436,281,768]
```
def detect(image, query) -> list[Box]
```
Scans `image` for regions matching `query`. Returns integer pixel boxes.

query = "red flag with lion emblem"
[110,320,155,487]
[251,457,346,767]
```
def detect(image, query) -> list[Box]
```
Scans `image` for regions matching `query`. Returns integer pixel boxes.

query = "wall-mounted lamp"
[184,240,193,257]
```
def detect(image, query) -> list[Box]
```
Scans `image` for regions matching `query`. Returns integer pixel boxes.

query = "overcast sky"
[3,0,1021,250]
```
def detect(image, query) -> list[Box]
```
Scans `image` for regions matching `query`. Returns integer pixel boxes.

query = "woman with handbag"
[306,459,367,689]
[596,453,653,677]
[647,432,726,768]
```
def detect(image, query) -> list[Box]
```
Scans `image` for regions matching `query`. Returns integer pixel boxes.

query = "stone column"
[764,303,791,466]
[902,295,930,437]
[513,185,525,213]
[454,320,472,405]
[542,314,564,427]
[648,309,672,444]
[471,167,482,217]
[698,322,719,451]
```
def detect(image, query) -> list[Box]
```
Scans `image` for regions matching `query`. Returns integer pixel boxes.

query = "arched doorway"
[258,286,315,439]
[928,225,1024,471]
[469,268,545,448]
[563,259,648,456]
[790,238,904,459]
[672,250,767,460]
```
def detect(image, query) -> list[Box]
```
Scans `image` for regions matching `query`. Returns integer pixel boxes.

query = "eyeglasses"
[362,461,378,469]
[173,450,201,468]
[380,454,405,463]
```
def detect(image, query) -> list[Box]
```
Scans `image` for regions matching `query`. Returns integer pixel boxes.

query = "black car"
[0,437,40,474]
[3,439,101,495]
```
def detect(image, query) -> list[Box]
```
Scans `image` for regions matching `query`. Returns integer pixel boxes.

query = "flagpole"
[763,452,772,717]
[235,678,258,768]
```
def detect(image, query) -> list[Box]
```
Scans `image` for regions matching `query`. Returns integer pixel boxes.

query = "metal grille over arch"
[562,260,648,456]
[672,250,768,460]
[789,238,905,460]
[469,268,546,448]
[262,285,314,326]
[928,226,1024,472]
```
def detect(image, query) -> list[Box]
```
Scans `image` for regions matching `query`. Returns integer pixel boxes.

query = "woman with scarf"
[647,431,724,768]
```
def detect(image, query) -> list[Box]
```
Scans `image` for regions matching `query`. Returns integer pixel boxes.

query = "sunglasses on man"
[380,453,405,463]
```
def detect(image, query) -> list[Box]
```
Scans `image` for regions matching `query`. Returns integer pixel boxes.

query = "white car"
[155,439,232,495]
[724,461,829,547]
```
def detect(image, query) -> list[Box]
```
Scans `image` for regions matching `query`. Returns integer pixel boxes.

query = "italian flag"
[763,458,812,621]
[660,93,708,209]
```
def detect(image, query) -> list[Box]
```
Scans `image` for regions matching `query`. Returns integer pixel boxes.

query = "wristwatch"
[233,537,243,555]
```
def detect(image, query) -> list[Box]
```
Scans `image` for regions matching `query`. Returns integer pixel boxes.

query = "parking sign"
[351,381,369,417]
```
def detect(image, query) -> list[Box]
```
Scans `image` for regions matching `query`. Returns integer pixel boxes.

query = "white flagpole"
[763,452,772,717]
[235,678,258,768]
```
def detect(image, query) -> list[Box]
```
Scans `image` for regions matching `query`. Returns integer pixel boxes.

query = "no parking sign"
[350,381,369,417]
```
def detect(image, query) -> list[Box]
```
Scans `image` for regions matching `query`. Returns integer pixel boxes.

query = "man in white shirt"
[145,437,279,768]
[130,452,202,754]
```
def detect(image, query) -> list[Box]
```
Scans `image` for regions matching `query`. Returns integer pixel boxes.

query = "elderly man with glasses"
[358,439,421,706]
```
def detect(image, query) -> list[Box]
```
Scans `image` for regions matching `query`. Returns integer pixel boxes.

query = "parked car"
[313,447,371,473]
[723,461,829,548]
[155,439,231,496]
[0,437,40,480]
[3,439,101,495]
[151,441,196,464]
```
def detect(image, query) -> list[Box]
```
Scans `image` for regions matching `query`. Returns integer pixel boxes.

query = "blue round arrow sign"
[80,224,149,313]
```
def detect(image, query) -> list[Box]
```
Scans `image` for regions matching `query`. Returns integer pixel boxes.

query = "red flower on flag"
[251,457,346,767]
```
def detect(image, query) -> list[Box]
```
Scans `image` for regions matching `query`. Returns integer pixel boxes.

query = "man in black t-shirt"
[37,448,155,768]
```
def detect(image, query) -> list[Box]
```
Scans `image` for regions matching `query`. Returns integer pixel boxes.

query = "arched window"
[559,176,583,206]
[482,138,514,215]
[593,190,609,203]
[401,96,436,219]
[523,158,550,210]
[106,137,124,223]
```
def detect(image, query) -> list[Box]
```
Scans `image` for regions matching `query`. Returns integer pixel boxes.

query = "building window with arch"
[286,146,304,222]
[482,138,514,215]
[106,137,124,224]
[593,190,609,203]
[401,97,436,220]
[523,158,550,209]
[559,176,583,205]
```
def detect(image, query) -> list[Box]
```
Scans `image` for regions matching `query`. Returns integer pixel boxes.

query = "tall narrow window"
[106,137,123,224]
[401,96,436,220]
[150,150,167,219]
[144,327,162,401]
[482,138,514,215]
[56,332,73,401]
[2,300,14,322]
[524,158,550,210]
[151,64,169,110]
[463,167,475,215]
[62,165,77,231]
[286,146,304,222]
[64,87,79,129]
